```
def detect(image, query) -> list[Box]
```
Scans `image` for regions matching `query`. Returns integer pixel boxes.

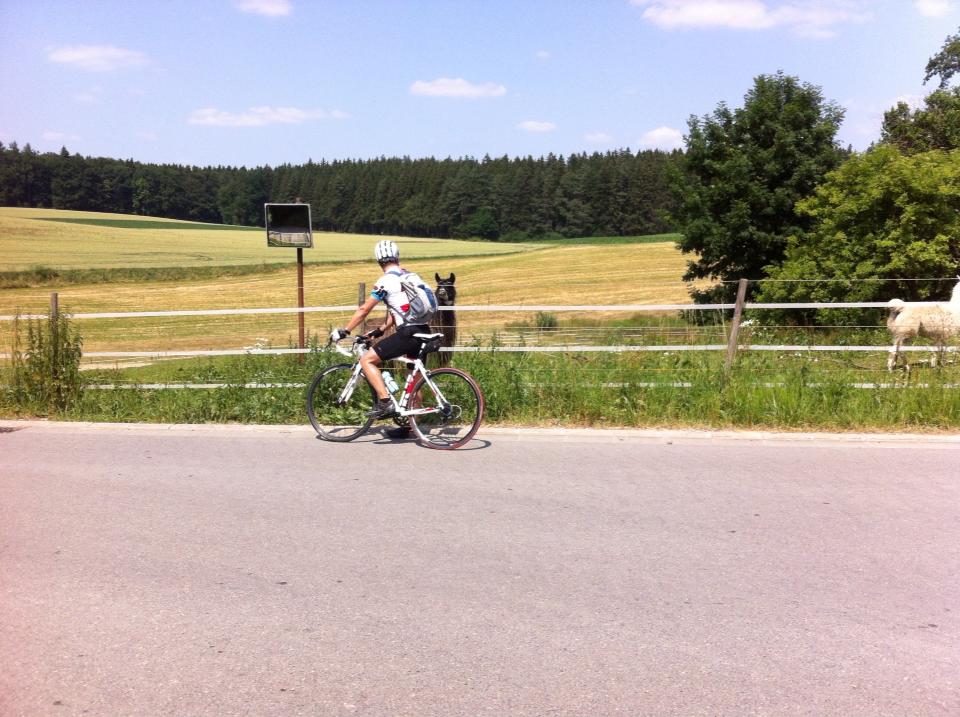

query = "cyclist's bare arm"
[380,311,395,333]
[338,297,391,399]
[343,296,380,333]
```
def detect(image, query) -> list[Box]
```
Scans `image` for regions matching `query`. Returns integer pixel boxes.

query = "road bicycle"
[306,332,484,450]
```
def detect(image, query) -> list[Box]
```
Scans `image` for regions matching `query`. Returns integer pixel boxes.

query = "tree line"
[0,145,680,240]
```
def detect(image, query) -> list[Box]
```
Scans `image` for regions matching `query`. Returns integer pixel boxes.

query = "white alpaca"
[887,277,960,371]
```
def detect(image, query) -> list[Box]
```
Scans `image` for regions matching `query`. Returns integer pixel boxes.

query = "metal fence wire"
[2,279,959,378]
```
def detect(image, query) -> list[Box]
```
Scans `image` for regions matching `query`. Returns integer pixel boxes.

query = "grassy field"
[0,207,538,271]
[0,209,700,356]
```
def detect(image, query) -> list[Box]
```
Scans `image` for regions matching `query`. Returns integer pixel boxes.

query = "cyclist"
[329,240,428,436]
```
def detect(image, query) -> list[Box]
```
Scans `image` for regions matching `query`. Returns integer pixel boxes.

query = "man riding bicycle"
[329,240,432,437]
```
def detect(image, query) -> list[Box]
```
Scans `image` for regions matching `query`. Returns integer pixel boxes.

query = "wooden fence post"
[50,292,60,394]
[296,247,305,362]
[724,278,749,372]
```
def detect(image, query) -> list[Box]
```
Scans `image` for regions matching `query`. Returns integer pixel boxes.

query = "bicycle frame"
[332,339,447,417]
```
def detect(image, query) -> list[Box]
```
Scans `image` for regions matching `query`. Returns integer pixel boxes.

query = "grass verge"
[3,350,958,430]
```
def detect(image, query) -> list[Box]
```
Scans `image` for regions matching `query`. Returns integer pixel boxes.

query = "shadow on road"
[312,427,491,451]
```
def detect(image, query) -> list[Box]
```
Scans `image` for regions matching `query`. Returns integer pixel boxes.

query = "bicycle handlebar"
[329,334,373,357]
[330,340,352,357]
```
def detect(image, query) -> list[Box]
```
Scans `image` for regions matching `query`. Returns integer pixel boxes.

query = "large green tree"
[755,27,960,321]
[755,146,960,317]
[673,72,846,303]
[881,89,960,154]
[924,27,960,89]
[882,27,960,154]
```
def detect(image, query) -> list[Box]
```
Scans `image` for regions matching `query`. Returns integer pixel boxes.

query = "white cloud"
[639,125,684,149]
[48,45,149,71]
[518,120,557,133]
[187,106,345,127]
[585,132,614,143]
[631,1,871,38]
[536,50,552,59]
[234,0,292,16]
[409,77,507,98]
[914,0,953,17]
[634,0,773,29]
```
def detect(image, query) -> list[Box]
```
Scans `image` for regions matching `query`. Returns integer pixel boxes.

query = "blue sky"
[0,1,956,167]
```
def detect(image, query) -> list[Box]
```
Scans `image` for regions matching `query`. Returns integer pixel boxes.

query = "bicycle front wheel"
[408,368,484,450]
[306,363,376,441]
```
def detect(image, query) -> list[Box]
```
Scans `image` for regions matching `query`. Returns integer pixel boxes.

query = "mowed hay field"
[0,207,535,270]
[0,209,698,355]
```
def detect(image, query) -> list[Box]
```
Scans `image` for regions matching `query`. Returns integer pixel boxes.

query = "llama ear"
[449,273,456,283]
[435,272,441,283]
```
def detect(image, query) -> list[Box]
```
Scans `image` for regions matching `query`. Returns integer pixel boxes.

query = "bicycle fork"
[337,364,365,406]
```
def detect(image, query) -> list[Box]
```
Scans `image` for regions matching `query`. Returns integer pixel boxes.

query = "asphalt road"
[1,422,958,716]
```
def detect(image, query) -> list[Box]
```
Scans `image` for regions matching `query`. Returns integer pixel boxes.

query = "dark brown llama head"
[435,273,457,305]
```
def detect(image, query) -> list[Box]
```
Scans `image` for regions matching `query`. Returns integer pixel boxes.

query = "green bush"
[6,310,83,413]
[535,312,559,330]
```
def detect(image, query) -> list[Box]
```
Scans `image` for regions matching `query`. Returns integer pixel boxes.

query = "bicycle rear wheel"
[306,364,376,441]
[408,368,484,450]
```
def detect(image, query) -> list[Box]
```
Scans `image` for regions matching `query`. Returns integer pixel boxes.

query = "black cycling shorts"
[372,324,431,361]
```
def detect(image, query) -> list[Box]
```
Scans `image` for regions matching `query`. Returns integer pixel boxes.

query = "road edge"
[3,418,960,447]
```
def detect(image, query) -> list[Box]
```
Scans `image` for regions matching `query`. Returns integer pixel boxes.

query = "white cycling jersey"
[371,268,429,326]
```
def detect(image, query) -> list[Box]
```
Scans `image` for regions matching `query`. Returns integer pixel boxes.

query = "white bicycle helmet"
[374,239,399,265]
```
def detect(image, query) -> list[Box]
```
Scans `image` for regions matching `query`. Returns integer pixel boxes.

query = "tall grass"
[454,350,960,430]
[11,348,957,430]
[3,310,84,414]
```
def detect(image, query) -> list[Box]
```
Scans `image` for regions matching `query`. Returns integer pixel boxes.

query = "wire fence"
[0,299,952,353]
[2,279,959,378]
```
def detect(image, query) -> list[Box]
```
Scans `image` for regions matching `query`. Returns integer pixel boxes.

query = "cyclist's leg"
[364,326,421,418]
[358,348,388,400]
[369,325,425,385]
[376,326,428,432]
